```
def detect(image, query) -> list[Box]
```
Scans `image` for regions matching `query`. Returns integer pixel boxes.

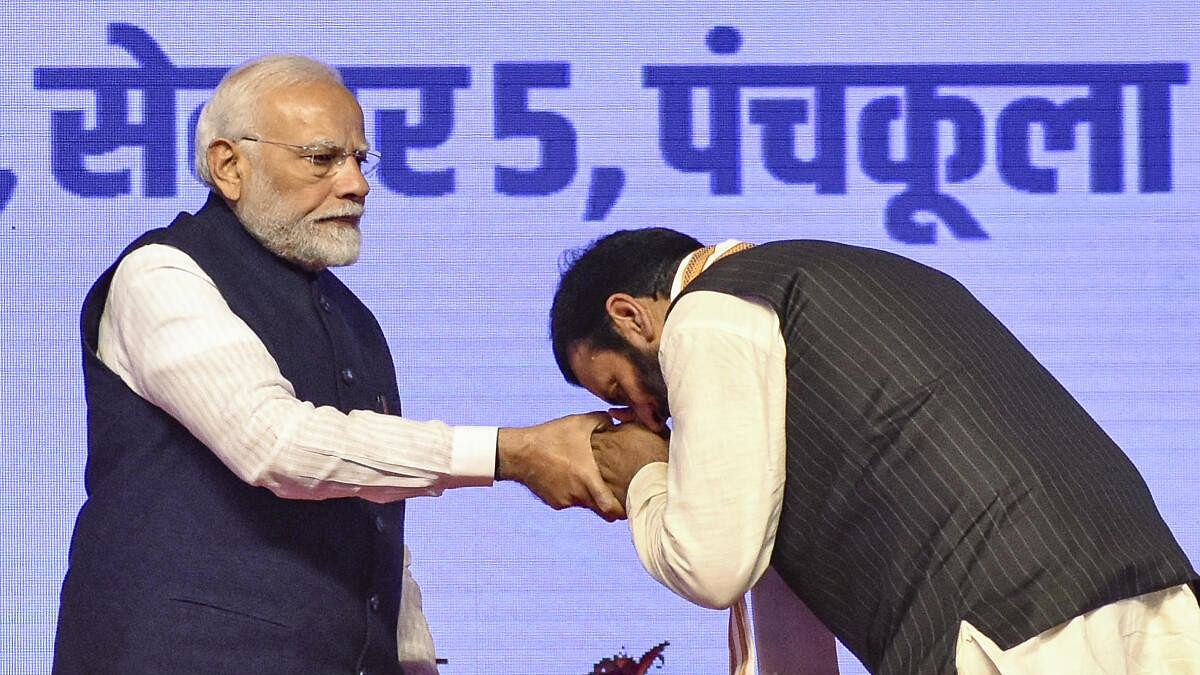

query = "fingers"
[584,472,626,521]
[579,410,615,433]
[579,422,625,521]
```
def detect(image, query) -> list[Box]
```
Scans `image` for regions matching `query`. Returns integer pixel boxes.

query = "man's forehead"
[259,81,363,129]
[568,342,621,382]
[294,136,366,150]
[567,340,597,364]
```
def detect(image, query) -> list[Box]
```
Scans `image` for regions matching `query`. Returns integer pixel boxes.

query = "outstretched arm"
[99,244,498,503]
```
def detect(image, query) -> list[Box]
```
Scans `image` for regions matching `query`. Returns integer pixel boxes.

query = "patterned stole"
[729,597,756,675]
[680,242,756,290]
[681,241,759,675]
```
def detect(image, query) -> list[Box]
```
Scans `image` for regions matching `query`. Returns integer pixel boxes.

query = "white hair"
[193,54,344,187]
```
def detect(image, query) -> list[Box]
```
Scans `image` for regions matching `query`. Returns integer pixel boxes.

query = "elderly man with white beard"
[53,54,621,675]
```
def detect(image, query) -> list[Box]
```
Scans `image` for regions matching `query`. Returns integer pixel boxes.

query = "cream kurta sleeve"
[626,289,788,608]
[98,243,496,502]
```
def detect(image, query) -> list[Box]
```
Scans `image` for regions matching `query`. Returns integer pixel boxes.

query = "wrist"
[494,427,529,482]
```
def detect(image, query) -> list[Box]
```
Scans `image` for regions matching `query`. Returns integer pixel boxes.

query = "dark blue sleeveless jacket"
[55,194,406,674]
[678,241,1196,675]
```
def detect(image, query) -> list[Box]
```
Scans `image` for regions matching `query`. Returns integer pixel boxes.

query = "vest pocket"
[168,594,292,630]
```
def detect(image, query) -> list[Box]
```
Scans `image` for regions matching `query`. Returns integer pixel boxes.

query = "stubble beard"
[629,344,671,422]
[237,172,363,271]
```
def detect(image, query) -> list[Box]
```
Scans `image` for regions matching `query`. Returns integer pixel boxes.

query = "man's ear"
[605,293,657,345]
[207,139,245,202]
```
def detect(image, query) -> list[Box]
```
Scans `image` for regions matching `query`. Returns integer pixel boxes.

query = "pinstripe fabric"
[677,241,1197,675]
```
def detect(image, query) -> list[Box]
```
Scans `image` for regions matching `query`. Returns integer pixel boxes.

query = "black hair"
[550,228,703,385]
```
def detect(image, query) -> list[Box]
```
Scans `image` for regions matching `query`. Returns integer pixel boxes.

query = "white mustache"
[315,206,365,221]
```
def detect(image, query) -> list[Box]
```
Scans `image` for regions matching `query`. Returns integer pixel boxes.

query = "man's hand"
[590,422,669,507]
[496,412,625,521]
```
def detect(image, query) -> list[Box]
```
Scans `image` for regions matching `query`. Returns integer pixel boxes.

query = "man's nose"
[332,159,370,200]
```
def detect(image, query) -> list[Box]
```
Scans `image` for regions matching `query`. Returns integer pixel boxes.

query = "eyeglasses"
[238,137,382,177]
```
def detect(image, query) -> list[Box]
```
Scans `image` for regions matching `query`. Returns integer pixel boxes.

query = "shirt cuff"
[446,426,498,488]
[626,460,669,514]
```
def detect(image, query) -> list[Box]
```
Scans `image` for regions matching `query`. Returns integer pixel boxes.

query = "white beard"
[237,172,362,271]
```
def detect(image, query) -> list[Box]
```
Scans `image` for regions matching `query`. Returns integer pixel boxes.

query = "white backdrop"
[2,2,1197,673]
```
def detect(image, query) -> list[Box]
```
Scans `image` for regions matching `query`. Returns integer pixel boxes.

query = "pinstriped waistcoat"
[56,194,406,674]
[677,241,1196,674]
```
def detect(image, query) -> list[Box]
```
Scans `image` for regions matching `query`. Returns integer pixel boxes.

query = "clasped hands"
[496,412,668,521]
